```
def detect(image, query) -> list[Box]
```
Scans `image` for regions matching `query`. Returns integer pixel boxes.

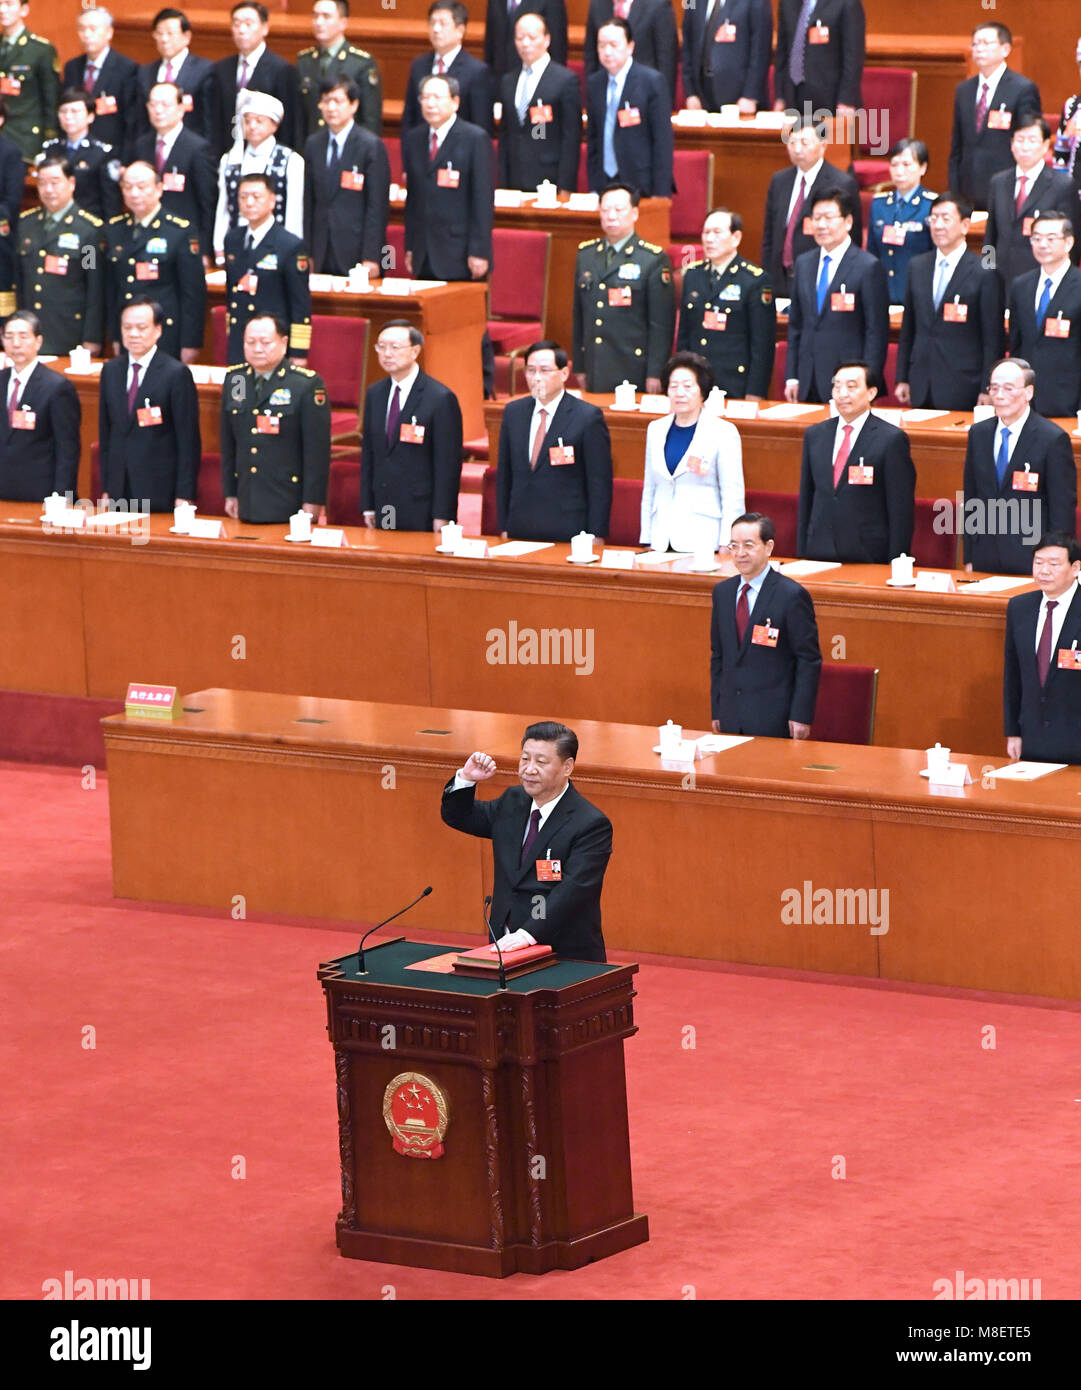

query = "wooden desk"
[102,689,1081,1000]
[0,506,1033,752]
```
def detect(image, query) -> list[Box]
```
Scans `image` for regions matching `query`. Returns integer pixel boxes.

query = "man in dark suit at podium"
[441,721,612,961]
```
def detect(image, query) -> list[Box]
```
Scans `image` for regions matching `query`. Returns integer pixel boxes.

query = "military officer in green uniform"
[296,0,380,141]
[222,313,330,524]
[677,207,776,401]
[573,182,675,394]
[105,160,205,362]
[0,0,59,160]
[16,155,105,353]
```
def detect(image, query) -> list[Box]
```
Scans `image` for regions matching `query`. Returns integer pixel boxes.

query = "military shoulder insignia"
[687,258,708,270]
[165,214,190,228]
[578,237,601,250]
[639,240,663,253]
[313,388,327,406]
[297,45,316,57]
[108,213,127,224]
[352,46,373,58]
[924,188,939,200]
[293,366,318,377]
[19,207,36,220]
[81,212,103,227]
[227,362,248,373]
[747,263,763,276]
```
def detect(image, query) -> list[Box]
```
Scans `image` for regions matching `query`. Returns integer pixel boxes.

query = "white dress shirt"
[832,409,871,463]
[1035,582,1079,655]
[817,236,851,290]
[236,42,266,82]
[605,56,633,109]
[514,52,550,115]
[7,361,38,412]
[157,50,189,84]
[154,121,185,161]
[735,563,770,619]
[977,62,1008,111]
[126,345,158,398]
[386,364,420,423]
[932,240,967,301]
[787,158,823,221]
[528,389,564,455]
[431,45,461,74]
[429,114,457,154]
[993,406,1030,467]
[1033,257,1071,312]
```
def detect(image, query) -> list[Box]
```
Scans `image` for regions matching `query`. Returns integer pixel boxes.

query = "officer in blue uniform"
[866,138,934,305]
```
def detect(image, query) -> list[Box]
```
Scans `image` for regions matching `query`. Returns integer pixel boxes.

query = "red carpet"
[5,760,1081,1300]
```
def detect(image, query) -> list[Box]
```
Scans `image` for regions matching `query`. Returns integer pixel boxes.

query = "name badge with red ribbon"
[848,463,875,485]
[0,77,22,96]
[137,404,163,427]
[181,92,194,111]
[44,254,68,275]
[256,414,280,434]
[617,106,641,127]
[530,103,553,123]
[163,171,186,192]
[1057,646,1081,670]
[830,289,855,312]
[135,261,158,281]
[340,168,365,191]
[881,223,906,246]
[686,455,708,476]
[536,858,562,881]
[1045,315,1071,337]
[802,216,814,235]
[400,420,425,443]
[1012,468,1038,491]
[437,166,460,187]
[11,407,36,430]
[237,271,258,293]
[95,94,118,114]
[1021,216,1034,237]
[715,22,737,41]
[987,108,1012,129]
[943,300,967,322]
[808,23,830,42]
[703,309,726,330]
[751,622,779,647]
[608,285,632,306]
[549,442,574,465]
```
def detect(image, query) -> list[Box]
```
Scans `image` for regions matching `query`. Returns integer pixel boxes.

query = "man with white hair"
[212,87,303,260]
[61,6,137,160]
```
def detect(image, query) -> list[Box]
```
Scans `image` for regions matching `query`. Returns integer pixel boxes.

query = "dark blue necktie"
[995,426,1010,487]
[816,254,831,314]
[1035,276,1052,330]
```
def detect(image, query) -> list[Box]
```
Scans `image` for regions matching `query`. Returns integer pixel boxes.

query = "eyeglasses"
[375,340,412,353]
[525,365,560,375]
[986,382,1025,394]
[1029,232,1066,243]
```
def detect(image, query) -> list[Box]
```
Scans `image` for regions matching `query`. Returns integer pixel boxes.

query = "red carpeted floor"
[5,759,1081,1301]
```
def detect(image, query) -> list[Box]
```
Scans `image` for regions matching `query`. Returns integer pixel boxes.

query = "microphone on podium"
[483,894,507,991]
[356,885,433,974]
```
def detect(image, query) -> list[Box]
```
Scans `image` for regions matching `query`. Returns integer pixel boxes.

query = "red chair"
[769,341,787,402]
[211,303,227,364]
[91,443,225,513]
[487,227,550,354]
[913,497,959,569]
[308,313,369,442]
[384,223,406,277]
[608,477,643,545]
[481,465,498,535]
[383,137,403,186]
[812,663,879,744]
[858,188,874,244]
[851,68,917,189]
[670,150,714,241]
[326,448,363,528]
[567,59,586,107]
[744,488,798,556]
[576,144,589,193]
[877,342,900,405]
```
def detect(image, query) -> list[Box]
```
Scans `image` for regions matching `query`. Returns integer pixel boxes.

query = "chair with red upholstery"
[383,137,403,186]
[384,223,406,277]
[481,464,498,535]
[325,448,363,528]
[912,496,959,569]
[851,69,917,189]
[812,663,879,744]
[608,476,643,545]
[487,227,550,355]
[211,303,227,364]
[769,341,787,401]
[877,342,900,405]
[308,313,369,443]
[670,150,713,241]
[745,488,798,556]
[576,143,589,193]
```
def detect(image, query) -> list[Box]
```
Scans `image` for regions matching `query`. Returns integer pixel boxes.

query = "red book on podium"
[452,941,554,979]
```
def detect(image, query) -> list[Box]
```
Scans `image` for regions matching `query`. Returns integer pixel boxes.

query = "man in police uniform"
[17,156,105,353]
[0,0,59,160]
[38,88,121,221]
[224,173,311,364]
[573,181,674,393]
[106,160,205,363]
[677,207,775,401]
[221,313,330,524]
[296,0,380,141]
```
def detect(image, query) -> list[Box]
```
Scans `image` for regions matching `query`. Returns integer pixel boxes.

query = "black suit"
[38,137,120,221]
[498,59,581,192]
[761,160,862,296]
[896,248,1004,411]
[774,0,865,114]
[797,413,915,563]
[441,778,610,962]
[1004,584,1081,764]
[585,60,674,196]
[223,221,312,364]
[787,242,888,401]
[587,0,678,104]
[360,370,463,529]
[132,127,216,252]
[983,163,1081,288]
[948,69,1042,210]
[681,0,772,111]
[1008,267,1081,418]
[0,132,26,301]
[497,392,613,541]
[303,124,389,273]
[484,0,568,83]
[0,363,80,502]
[710,568,822,735]
[402,117,493,280]
[211,49,301,156]
[963,412,1077,574]
[63,49,139,159]
[135,53,218,144]
[401,50,494,148]
[98,349,200,509]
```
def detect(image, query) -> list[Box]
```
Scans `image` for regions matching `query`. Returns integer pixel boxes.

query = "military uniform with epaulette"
[16,203,105,352]
[0,27,60,160]
[676,255,777,400]
[223,220,312,364]
[105,209,205,359]
[220,360,331,523]
[37,136,121,221]
[296,41,381,141]
[866,185,935,306]
[573,234,675,392]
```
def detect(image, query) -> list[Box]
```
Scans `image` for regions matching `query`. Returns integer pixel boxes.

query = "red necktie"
[163,61,174,83]
[8,375,20,426]
[529,408,547,469]
[519,807,541,866]
[614,0,630,17]
[385,383,400,445]
[1014,172,1027,217]
[1036,600,1058,686]
[83,63,97,94]
[127,362,141,414]
[735,582,750,643]
[782,175,806,271]
[155,137,166,174]
[975,81,990,131]
[429,129,438,161]
[833,423,853,488]
[434,56,444,75]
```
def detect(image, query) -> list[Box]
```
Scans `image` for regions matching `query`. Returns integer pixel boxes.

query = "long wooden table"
[0,506,1033,753]
[102,690,1081,1000]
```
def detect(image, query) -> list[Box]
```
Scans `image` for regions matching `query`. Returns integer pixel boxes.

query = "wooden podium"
[318,939,649,1277]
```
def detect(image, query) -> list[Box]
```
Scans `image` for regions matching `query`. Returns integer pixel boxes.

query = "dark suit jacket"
[0,133,27,294]
[983,163,1081,288]
[135,52,218,143]
[710,568,822,735]
[497,391,613,541]
[223,221,312,364]
[774,0,865,113]
[761,159,862,296]
[498,59,581,192]
[962,412,1077,574]
[0,363,80,502]
[402,117,494,279]
[440,777,610,961]
[98,349,200,509]
[63,48,139,159]
[587,0,678,104]
[303,124,390,272]
[948,69,1042,209]
[211,49,301,156]
[360,370,463,529]
[132,126,216,252]
[1008,266,1081,418]
[681,0,772,111]
[401,49,494,148]
[585,60,674,196]
[484,0,568,82]
[786,242,889,401]
[896,248,1004,410]
[797,413,915,563]
[1004,583,1081,763]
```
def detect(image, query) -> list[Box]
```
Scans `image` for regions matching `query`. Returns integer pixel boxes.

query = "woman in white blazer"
[639,352,746,553]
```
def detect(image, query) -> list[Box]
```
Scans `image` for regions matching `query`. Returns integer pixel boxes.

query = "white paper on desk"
[85,510,145,528]
[486,540,553,556]
[309,273,333,292]
[405,279,445,290]
[494,188,524,208]
[754,111,788,128]
[65,362,104,375]
[972,404,995,423]
[695,733,753,755]
[639,394,670,414]
[988,761,1068,781]
[757,402,821,419]
[204,269,226,285]
[960,574,1033,595]
[566,192,599,211]
[600,548,636,569]
[969,210,988,226]
[778,560,842,577]
[915,570,957,593]
[379,276,411,295]
[899,409,950,424]
[872,407,903,427]
[673,109,707,127]
[187,517,225,538]
[635,549,694,565]
[724,399,759,420]
[775,297,791,315]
